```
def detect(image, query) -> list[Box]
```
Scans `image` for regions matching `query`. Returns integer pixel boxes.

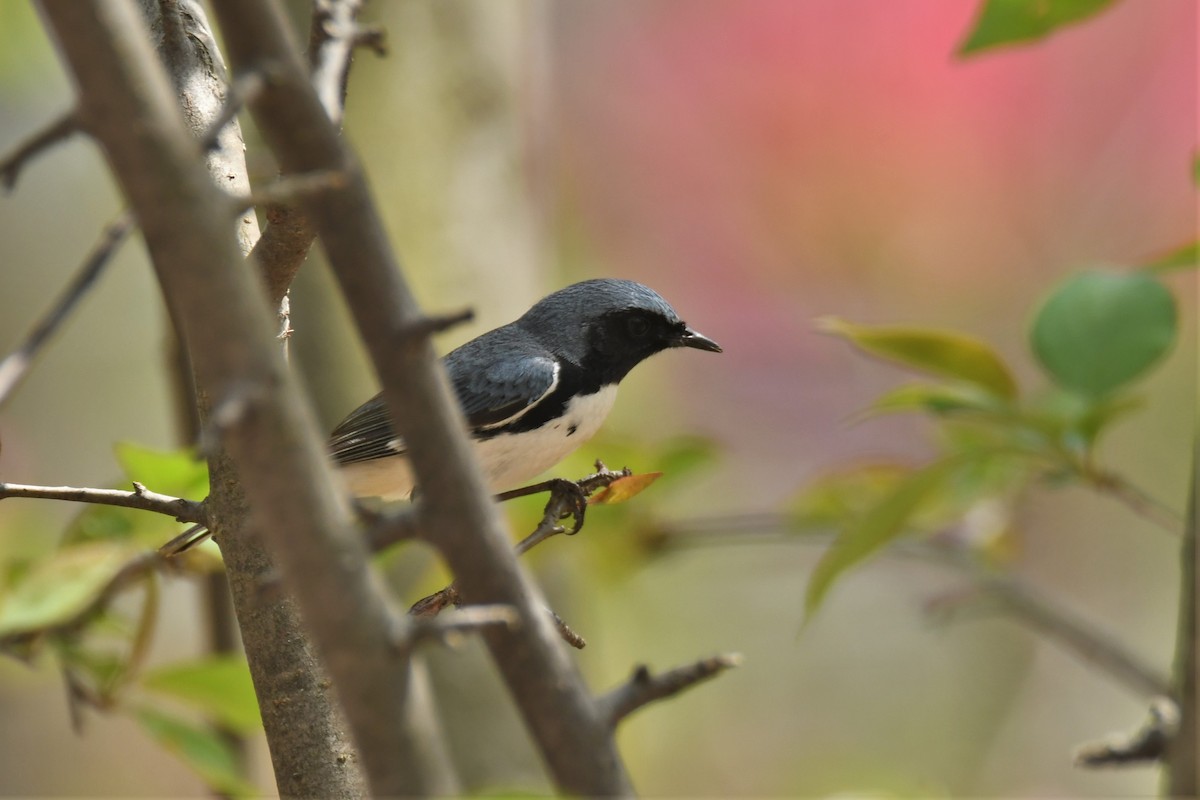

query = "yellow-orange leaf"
[588,472,662,505]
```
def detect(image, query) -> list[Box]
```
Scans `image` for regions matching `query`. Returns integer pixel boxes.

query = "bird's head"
[518,279,722,384]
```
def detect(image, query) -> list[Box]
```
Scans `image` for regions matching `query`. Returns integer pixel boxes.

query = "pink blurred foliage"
[548,0,1195,491]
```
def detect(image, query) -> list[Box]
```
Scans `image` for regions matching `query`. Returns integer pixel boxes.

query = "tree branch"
[597,654,743,728]
[249,0,384,310]
[1075,697,1178,768]
[207,1,633,793]
[133,1,371,794]
[1165,434,1198,793]
[0,110,80,191]
[38,1,428,796]
[0,211,134,409]
[0,481,207,524]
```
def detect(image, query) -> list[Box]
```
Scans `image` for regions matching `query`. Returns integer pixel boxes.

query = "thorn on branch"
[394,308,476,350]
[198,67,272,152]
[547,606,587,649]
[409,585,461,618]
[353,25,388,57]
[231,169,349,217]
[408,587,585,649]
[398,604,520,651]
[0,110,80,192]
[1074,697,1179,767]
[598,653,743,728]
[0,211,136,410]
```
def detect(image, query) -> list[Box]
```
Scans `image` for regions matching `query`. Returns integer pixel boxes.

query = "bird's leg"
[496,477,589,535]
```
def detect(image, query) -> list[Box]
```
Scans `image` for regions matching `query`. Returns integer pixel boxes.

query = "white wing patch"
[477,361,561,432]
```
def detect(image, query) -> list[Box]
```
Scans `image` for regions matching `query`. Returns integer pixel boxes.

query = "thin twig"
[597,654,743,728]
[654,518,1173,700]
[0,211,135,409]
[400,605,520,650]
[0,482,207,524]
[931,570,1173,699]
[410,463,634,647]
[0,110,80,191]
[231,169,348,216]
[1087,469,1184,535]
[394,308,476,350]
[1075,697,1179,767]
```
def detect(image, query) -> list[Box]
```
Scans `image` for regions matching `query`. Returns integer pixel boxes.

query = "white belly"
[337,385,618,500]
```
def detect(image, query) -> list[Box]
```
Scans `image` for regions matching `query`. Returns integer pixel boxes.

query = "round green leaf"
[1031,271,1177,397]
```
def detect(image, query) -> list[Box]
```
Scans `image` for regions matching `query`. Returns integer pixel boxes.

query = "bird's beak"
[676,326,723,353]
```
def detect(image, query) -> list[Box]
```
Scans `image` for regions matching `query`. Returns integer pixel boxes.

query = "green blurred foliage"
[958,0,1121,55]
[0,444,256,792]
[1031,271,1177,398]
[802,265,1187,617]
[135,707,257,798]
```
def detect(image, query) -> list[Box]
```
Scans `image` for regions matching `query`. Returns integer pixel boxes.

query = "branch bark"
[1165,432,1198,794]
[598,654,743,728]
[133,1,368,794]
[206,0,633,794]
[0,481,206,523]
[36,1,433,796]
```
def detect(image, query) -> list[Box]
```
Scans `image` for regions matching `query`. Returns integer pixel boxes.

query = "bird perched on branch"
[162,279,719,556]
[330,278,722,500]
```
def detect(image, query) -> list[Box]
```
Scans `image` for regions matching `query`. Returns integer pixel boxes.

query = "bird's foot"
[545,478,588,534]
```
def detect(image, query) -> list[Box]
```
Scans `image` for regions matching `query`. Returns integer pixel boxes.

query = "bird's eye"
[626,317,649,338]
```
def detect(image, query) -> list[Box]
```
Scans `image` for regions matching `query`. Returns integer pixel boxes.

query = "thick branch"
[0,110,80,191]
[597,654,743,728]
[250,0,383,308]
[37,1,426,796]
[1166,433,1198,793]
[207,1,633,794]
[0,211,134,409]
[0,481,206,524]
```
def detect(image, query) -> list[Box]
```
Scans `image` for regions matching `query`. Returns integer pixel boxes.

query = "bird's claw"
[548,478,588,534]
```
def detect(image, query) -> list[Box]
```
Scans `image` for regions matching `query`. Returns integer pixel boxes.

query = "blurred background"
[0,0,1195,795]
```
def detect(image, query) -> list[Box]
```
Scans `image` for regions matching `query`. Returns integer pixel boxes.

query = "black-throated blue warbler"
[162,279,718,555]
[329,278,722,500]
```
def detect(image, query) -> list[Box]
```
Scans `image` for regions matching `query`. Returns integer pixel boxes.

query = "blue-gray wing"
[328,353,559,466]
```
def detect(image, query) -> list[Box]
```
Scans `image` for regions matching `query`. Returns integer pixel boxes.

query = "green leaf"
[135,707,257,797]
[858,382,1010,420]
[140,656,262,733]
[790,464,910,530]
[1142,240,1198,275]
[0,542,143,639]
[114,443,209,498]
[588,473,662,506]
[958,0,1120,56]
[1031,270,1177,397]
[804,456,974,620]
[817,317,1018,399]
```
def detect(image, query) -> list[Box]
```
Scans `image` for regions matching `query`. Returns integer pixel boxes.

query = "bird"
[328,278,722,501]
[162,278,719,555]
